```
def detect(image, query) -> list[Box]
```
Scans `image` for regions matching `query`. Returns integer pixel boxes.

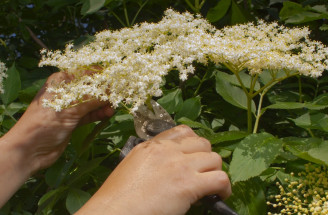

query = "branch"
[17,16,48,50]
[25,25,48,50]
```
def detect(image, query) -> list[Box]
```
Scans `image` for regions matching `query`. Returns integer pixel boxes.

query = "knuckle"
[198,137,211,150]
[214,171,232,198]
[175,125,195,136]
[211,152,222,166]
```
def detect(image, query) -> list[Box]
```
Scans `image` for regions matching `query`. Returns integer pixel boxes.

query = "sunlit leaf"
[284,137,328,166]
[225,178,267,215]
[229,133,283,183]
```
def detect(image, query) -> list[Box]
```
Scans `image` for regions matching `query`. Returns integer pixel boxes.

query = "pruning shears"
[119,100,238,215]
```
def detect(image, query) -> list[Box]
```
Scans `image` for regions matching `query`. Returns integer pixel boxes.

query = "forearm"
[0,136,32,207]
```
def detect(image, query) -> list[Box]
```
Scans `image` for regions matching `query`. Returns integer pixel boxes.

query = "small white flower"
[39,9,328,112]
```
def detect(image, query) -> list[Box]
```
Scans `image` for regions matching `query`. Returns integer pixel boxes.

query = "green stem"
[247,96,253,133]
[185,0,198,13]
[251,73,299,98]
[199,0,206,9]
[111,11,127,27]
[253,91,266,133]
[123,0,130,26]
[297,76,303,103]
[249,74,259,95]
[195,0,200,11]
[131,0,150,26]
[307,128,315,138]
[194,70,208,96]
[223,62,253,133]
[79,120,110,156]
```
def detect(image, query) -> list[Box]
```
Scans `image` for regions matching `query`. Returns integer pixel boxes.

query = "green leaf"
[229,133,283,183]
[230,0,247,24]
[66,188,91,214]
[177,117,212,131]
[320,24,328,31]
[45,159,66,188]
[67,156,108,185]
[284,137,328,166]
[38,187,67,211]
[290,112,328,132]
[215,71,260,91]
[208,131,248,145]
[1,63,21,105]
[81,0,106,15]
[157,89,183,114]
[206,0,231,23]
[262,101,328,114]
[216,73,256,113]
[71,123,96,151]
[280,2,305,20]
[279,1,328,24]
[211,118,225,130]
[225,178,267,215]
[175,97,201,121]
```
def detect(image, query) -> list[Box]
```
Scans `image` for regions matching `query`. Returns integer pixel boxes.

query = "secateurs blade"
[119,100,238,215]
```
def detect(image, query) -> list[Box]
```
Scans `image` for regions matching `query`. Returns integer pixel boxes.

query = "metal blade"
[133,100,175,140]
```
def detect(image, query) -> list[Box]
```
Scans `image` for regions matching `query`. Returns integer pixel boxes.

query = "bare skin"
[0,72,114,207]
[0,72,231,214]
[77,125,231,215]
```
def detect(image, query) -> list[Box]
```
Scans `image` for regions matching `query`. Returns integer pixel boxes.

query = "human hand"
[2,71,115,174]
[0,71,114,207]
[77,125,231,215]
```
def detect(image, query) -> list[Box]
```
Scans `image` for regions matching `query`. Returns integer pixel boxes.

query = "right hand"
[77,125,231,215]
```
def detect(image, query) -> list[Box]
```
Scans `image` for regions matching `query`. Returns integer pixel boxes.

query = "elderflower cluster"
[39,9,328,112]
[267,164,328,215]
[0,61,7,94]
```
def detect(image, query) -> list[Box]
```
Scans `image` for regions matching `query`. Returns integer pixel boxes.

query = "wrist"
[0,136,34,207]
[1,120,42,176]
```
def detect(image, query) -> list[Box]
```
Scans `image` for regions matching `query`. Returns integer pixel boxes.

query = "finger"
[186,152,222,172]
[78,104,115,125]
[177,136,212,153]
[152,125,198,141]
[196,171,232,200]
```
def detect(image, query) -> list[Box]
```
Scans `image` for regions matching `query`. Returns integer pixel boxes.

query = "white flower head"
[39,9,328,112]
[0,61,8,94]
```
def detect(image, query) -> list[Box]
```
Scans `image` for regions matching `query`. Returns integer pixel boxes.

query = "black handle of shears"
[119,136,238,215]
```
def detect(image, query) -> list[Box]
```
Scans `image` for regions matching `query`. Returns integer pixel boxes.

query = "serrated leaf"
[66,188,91,214]
[1,63,21,105]
[175,97,201,121]
[208,131,248,145]
[262,101,328,114]
[225,178,266,215]
[290,112,328,132]
[284,137,328,166]
[177,117,212,132]
[206,0,231,22]
[229,133,283,183]
[216,73,256,113]
[157,89,183,114]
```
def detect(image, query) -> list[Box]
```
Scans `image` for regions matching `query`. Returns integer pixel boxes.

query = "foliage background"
[0,0,328,214]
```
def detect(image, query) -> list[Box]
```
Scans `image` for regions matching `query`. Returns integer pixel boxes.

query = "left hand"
[0,71,114,207]
[3,71,115,174]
